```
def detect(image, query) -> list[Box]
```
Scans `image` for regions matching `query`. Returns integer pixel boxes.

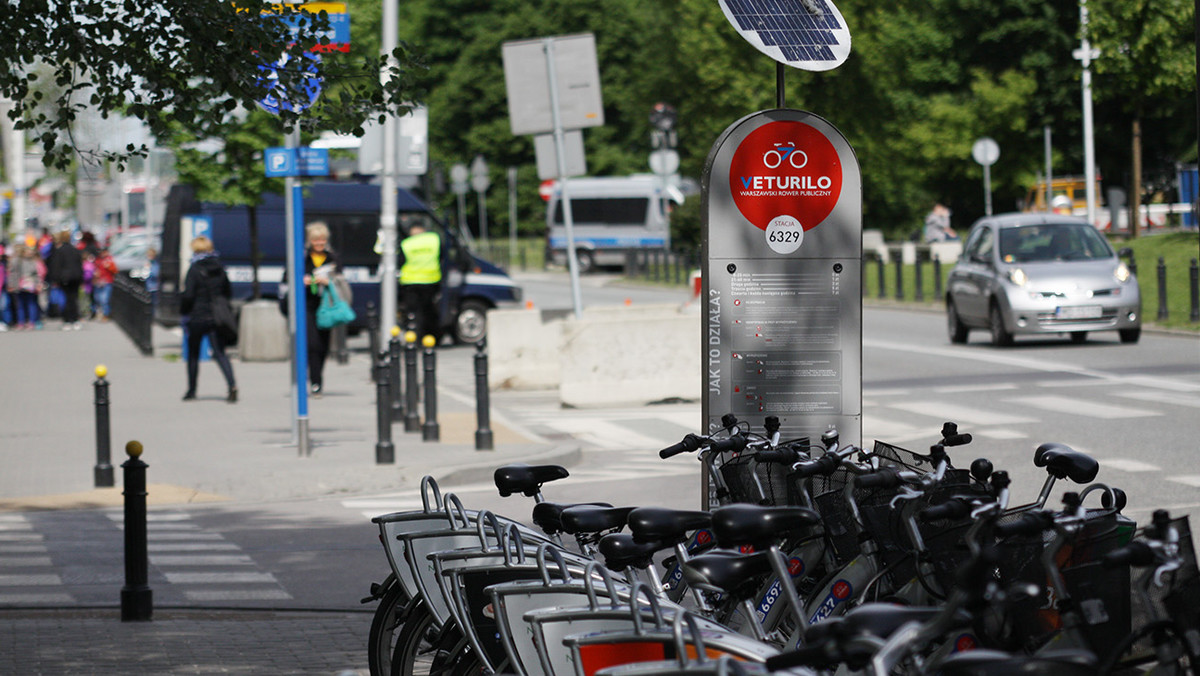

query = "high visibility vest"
[399,231,442,284]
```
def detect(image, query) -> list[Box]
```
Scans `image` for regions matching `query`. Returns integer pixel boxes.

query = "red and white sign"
[728,120,843,253]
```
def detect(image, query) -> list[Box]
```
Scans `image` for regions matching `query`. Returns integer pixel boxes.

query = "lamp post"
[471,155,490,248]
[1073,0,1101,227]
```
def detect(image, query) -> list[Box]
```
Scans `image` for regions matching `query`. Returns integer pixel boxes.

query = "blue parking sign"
[265,147,298,177]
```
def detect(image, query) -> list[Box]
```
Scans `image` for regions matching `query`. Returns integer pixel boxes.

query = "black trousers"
[402,284,440,340]
[185,322,236,393]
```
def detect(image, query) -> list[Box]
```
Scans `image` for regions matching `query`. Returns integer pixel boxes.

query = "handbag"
[316,283,356,329]
[212,295,239,345]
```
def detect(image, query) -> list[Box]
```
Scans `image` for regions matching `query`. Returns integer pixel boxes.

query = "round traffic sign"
[450,163,469,195]
[971,137,1000,166]
[470,155,490,192]
[649,149,679,176]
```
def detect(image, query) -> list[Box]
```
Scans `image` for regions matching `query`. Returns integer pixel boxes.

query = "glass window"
[553,198,650,226]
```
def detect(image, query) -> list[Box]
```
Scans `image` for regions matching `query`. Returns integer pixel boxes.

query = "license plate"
[1056,305,1102,320]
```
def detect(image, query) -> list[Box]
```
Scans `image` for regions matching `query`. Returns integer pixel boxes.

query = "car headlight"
[1114,262,1132,283]
[1006,267,1028,287]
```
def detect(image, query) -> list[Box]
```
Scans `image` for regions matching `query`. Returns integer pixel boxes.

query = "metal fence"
[111,274,154,356]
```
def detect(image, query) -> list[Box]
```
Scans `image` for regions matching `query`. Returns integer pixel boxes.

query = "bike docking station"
[702,1,861,508]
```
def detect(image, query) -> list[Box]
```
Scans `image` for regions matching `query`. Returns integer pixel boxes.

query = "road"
[4,271,1197,612]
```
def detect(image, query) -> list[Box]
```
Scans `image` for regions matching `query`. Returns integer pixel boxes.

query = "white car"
[945,213,1141,346]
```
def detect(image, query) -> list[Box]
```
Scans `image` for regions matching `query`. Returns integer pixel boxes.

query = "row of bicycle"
[362,416,1200,675]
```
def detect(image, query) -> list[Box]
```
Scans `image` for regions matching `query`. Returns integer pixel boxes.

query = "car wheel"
[946,300,969,344]
[574,249,595,274]
[453,299,489,344]
[1070,331,1088,344]
[989,303,1013,347]
[1119,327,1141,344]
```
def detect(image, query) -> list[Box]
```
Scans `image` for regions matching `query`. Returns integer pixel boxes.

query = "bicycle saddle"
[597,533,663,572]
[493,463,570,497]
[626,507,712,545]
[1033,443,1099,483]
[710,504,822,549]
[560,505,636,535]
[681,550,772,599]
[806,603,945,645]
[532,501,613,536]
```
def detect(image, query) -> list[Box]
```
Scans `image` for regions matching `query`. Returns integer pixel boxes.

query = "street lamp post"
[1074,0,1101,227]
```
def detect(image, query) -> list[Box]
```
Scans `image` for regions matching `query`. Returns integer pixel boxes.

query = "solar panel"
[718,0,852,72]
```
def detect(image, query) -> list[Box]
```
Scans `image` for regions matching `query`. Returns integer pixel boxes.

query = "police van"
[545,175,684,272]
[159,181,521,343]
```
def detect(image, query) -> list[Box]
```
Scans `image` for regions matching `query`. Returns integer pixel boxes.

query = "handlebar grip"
[943,432,973,446]
[709,435,747,454]
[995,511,1053,538]
[659,433,703,459]
[791,454,839,479]
[855,468,900,490]
[920,498,970,522]
[764,643,833,672]
[1103,541,1156,568]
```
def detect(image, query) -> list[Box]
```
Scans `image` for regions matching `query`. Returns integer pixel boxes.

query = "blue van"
[159,181,521,342]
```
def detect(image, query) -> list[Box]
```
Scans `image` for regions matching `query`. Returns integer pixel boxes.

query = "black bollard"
[403,331,421,433]
[914,256,925,302]
[121,441,152,622]
[876,256,886,299]
[1157,256,1169,321]
[421,336,440,442]
[93,365,114,488]
[374,354,395,464]
[334,324,349,364]
[388,327,404,422]
[474,340,494,451]
[366,302,379,382]
[933,255,943,298]
[1190,258,1199,322]
[894,255,904,301]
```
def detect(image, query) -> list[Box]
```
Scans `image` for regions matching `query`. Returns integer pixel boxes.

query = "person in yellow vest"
[398,223,442,340]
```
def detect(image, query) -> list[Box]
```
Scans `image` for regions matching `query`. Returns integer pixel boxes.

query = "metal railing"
[111,274,154,356]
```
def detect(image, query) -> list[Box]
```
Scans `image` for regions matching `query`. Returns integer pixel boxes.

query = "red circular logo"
[787,557,805,577]
[832,580,852,599]
[696,530,712,545]
[954,634,978,652]
[728,120,843,231]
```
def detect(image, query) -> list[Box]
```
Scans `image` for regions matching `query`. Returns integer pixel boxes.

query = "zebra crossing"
[0,510,291,606]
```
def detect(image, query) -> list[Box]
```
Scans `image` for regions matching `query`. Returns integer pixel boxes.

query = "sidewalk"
[0,318,577,674]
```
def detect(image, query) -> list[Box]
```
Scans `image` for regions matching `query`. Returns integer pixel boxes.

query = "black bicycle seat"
[711,504,822,549]
[532,501,613,536]
[597,533,662,571]
[681,551,772,600]
[626,507,712,545]
[493,464,570,497]
[937,648,1097,675]
[560,505,636,535]
[1033,443,1099,483]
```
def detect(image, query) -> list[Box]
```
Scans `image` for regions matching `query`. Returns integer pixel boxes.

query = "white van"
[545,175,684,272]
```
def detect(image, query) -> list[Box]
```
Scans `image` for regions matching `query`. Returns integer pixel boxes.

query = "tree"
[2,0,421,171]
[1089,0,1196,237]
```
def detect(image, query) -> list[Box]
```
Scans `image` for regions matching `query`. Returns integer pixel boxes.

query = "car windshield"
[997,223,1113,263]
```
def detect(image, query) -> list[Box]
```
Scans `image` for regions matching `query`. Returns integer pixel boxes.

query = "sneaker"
[311,383,322,397]
[182,391,196,401]
[227,388,238,403]
[62,324,73,331]
[72,322,82,330]
[0,324,7,332]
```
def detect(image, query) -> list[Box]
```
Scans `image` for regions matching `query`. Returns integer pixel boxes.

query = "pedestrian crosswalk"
[0,510,291,606]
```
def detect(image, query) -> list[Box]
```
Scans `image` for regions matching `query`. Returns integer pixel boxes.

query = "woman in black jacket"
[300,222,340,396]
[180,236,237,402]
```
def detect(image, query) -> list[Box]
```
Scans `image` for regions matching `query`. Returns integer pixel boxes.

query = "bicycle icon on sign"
[763,143,808,169]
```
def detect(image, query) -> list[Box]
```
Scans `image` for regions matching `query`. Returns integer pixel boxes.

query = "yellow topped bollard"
[422,334,437,349]
[121,439,152,622]
[404,330,422,432]
[421,334,439,442]
[391,325,401,338]
[125,440,143,458]
[93,365,114,487]
[388,325,404,423]
[404,330,418,345]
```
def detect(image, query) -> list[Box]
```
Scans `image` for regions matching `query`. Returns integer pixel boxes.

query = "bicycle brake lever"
[889,486,924,509]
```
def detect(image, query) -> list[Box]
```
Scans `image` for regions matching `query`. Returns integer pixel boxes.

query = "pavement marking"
[0,574,62,586]
[147,542,242,552]
[1099,458,1162,473]
[107,512,196,522]
[0,556,52,567]
[539,418,667,451]
[0,544,48,553]
[1004,394,1159,419]
[184,589,293,601]
[1036,378,1111,389]
[149,532,226,541]
[1117,390,1200,409]
[150,554,255,566]
[933,383,1019,394]
[0,532,44,542]
[1167,476,1200,488]
[0,522,33,531]
[0,592,75,604]
[164,572,279,584]
[973,428,1028,440]
[884,401,1036,426]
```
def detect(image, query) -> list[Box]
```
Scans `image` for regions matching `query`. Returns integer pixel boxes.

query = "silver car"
[945,213,1141,346]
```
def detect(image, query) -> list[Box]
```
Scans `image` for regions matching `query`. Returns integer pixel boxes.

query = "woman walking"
[180,236,237,402]
[299,222,340,396]
[6,243,44,330]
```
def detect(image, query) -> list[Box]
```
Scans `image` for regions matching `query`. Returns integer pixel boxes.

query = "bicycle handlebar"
[942,432,973,447]
[659,433,703,459]
[764,642,835,672]
[1103,540,1157,568]
[708,435,747,454]
[855,468,902,490]
[755,446,801,465]
[919,498,973,522]
[995,510,1055,538]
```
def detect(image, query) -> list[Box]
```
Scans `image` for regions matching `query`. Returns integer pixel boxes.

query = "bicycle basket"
[1124,516,1200,665]
[807,467,859,566]
[717,451,791,506]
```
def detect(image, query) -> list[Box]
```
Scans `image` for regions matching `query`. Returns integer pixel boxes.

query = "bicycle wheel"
[1099,619,1196,675]
[368,580,409,676]
[391,598,438,676]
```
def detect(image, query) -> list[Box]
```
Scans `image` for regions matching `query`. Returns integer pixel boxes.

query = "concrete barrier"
[487,308,561,390]
[237,299,289,362]
[559,304,700,408]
